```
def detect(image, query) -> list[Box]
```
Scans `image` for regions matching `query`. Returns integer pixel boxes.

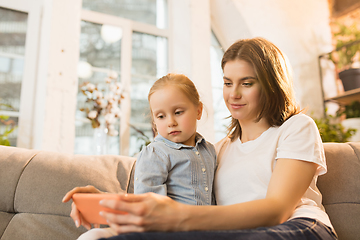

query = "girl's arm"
[99,158,317,233]
[134,146,169,196]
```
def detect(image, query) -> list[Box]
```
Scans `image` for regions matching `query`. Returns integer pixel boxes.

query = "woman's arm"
[99,158,317,233]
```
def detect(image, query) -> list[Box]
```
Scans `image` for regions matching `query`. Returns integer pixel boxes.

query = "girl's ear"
[152,121,157,134]
[197,102,203,120]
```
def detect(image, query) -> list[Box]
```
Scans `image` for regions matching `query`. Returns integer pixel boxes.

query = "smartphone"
[72,193,127,225]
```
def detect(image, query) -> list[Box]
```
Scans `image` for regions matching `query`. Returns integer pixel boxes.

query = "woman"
[64,37,337,240]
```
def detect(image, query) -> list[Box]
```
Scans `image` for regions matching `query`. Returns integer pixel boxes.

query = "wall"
[34,0,81,153]
[9,0,334,152]
[170,0,215,143]
[211,0,334,118]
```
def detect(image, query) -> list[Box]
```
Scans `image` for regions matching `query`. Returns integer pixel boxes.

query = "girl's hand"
[62,185,102,230]
[99,192,187,234]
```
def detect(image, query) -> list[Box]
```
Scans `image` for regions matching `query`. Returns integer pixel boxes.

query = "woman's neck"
[239,118,271,143]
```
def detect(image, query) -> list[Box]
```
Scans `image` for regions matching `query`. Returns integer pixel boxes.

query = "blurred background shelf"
[325,88,360,105]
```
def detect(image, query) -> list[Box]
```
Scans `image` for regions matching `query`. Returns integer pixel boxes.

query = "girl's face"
[149,85,202,146]
[223,59,262,124]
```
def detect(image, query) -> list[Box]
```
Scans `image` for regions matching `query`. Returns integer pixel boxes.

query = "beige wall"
[10,0,334,153]
[35,0,81,153]
[170,0,215,142]
[211,0,333,118]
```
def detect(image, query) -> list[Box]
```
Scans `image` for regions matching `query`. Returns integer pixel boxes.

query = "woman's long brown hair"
[221,37,301,141]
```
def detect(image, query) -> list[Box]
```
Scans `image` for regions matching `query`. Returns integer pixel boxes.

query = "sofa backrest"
[319,142,360,240]
[1,143,359,240]
[0,146,136,240]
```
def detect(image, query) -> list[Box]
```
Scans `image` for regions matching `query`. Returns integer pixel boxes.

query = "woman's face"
[223,59,262,123]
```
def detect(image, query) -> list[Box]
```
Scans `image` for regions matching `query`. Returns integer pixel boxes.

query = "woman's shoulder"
[277,113,321,146]
[215,137,232,157]
[281,113,316,129]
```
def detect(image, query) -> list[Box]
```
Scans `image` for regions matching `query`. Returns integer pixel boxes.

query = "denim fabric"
[100,218,338,240]
[134,133,217,205]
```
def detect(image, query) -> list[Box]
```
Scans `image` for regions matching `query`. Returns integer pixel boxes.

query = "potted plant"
[313,112,356,143]
[330,22,360,91]
[337,100,360,141]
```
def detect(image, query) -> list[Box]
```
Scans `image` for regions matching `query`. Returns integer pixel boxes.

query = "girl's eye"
[175,111,183,115]
[157,115,164,119]
[224,82,232,87]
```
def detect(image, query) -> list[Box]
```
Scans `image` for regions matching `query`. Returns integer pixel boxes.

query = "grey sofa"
[0,143,359,240]
[0,146,136,240]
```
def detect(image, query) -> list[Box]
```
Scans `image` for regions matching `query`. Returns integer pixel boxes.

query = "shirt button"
[202,168,206,172]
[195,151,199,155]
[205,187,209,192]
[135,177,138,181]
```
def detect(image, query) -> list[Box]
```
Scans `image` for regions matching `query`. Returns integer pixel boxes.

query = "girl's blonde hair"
[148,73,202,133]
[221,37,301,141]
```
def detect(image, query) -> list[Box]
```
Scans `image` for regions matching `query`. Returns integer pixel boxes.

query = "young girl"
[134,73,217,205]
[95,38,338,240]
[64,73,217,240]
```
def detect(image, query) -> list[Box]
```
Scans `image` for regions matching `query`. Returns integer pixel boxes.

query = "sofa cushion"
[1,213,82,240]
[14,151,135,216]
[0,146,136,240]
[0,147,39,213]
[319,142,360,240]
[0,213,13,237]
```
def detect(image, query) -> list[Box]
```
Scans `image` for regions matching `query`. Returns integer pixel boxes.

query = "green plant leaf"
[332,22,360,70]
[313,110,356,142]
[337,101,360,118]
[0,138,10,146]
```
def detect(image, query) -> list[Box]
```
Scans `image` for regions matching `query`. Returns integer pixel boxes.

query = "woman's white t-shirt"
[214,113,333,228]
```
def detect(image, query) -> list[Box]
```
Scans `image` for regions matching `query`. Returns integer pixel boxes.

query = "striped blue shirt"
[134,133,217,205]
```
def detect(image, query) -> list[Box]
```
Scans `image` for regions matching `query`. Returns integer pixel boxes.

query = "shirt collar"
[154,133,205,150]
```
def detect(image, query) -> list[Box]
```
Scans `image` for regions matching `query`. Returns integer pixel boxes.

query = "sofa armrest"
[319,142,360,240]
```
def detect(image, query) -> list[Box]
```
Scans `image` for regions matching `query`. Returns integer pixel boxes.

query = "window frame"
[79,8,171,155]
[0,0,42,148]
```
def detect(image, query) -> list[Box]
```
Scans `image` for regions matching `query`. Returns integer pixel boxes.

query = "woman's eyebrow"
[223,76,257,81]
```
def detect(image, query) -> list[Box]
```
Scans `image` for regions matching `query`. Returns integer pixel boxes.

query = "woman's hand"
[62,185,102,230]
[99,192,187,234]
[100,160,317,233]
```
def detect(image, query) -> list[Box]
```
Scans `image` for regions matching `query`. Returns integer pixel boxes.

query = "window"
[0,0,41,148]
[0,7,27,146]
[210,31,230,142]
[75,20,123,155]
[82,0,168,29]
[0,0,221,152]
[74,0,168,156]
[129,32,167,156]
